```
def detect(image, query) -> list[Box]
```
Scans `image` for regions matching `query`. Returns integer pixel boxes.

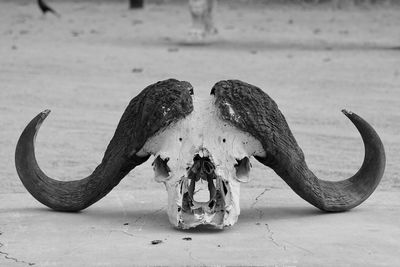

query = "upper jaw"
[178,175,226,229]
[167,169,239,229]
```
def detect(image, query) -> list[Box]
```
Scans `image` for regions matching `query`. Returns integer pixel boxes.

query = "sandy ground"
[0,0,400,266]
[1,189,400,266]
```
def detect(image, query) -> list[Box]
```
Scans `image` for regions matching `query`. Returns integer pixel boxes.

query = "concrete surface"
[1,0,400,266]
[0,189,399,266]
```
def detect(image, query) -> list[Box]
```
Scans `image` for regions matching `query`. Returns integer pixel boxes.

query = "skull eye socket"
[152,156,171,182]
[234,157,251,183]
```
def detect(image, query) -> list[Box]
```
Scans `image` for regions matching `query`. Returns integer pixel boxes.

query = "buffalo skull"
[15,79,386,229]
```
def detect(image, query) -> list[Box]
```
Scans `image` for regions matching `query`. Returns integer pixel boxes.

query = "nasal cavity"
[188,156,217,203]
[202,161,215,175]
[189,178,217,203]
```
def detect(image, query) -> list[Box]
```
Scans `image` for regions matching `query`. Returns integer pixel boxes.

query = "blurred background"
[0,0,399,194]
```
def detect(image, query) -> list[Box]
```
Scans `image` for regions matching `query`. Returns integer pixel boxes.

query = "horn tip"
[41,109,51,119]
[341,109,353,116]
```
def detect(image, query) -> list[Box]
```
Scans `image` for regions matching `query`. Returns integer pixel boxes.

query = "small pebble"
[151,240,163,245]
[123,222,129,226]
[182,237,192,241]
[313,28,321,34]
[71,31,80,37]
[132,19,143,25]
[168,47,179,52]
[132,68,143,73]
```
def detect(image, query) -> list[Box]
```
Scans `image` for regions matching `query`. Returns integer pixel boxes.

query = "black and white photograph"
[0,0,399,266]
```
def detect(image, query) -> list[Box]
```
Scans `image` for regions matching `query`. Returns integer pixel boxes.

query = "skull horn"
[212,80,385,212]
[15,79,194,211]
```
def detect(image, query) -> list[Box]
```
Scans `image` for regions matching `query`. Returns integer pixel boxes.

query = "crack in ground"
[284,241,313,254]
[0,241,35,266]
[134,207,165,224]
[264,223,287,251]
[109,229,147,240]
[109,207,166,239]
[251,188,270,219]
[185,247,205,266]
[250,189,286,251]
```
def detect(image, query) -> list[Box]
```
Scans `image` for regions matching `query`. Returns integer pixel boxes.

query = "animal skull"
[137,97,264,228]
[15,79,386,229]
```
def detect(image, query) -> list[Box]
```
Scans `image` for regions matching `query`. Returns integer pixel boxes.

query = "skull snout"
[188,155,217,204]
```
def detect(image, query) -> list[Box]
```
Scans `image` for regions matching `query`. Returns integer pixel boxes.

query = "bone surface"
[140,96,265,229]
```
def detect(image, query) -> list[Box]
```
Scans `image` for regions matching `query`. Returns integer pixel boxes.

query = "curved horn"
[212,80,385,212]
[15,79,194,211]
